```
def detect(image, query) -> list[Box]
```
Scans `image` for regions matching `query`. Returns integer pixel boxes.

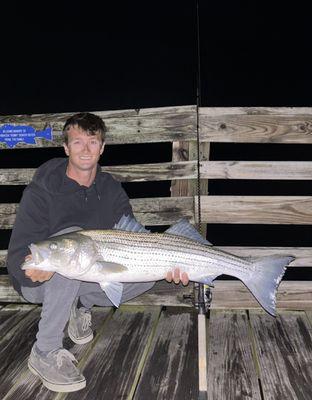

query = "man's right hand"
[24,255,54,282]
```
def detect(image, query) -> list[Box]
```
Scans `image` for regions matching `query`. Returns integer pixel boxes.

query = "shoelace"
[82,312,92,331]
[54,349,78,368]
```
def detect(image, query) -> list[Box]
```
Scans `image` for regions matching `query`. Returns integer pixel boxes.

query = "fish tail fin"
[241,255,294,316]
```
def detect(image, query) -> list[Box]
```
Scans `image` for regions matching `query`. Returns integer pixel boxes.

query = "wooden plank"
[206,310,261,400]
[0,105,197,148]
[3,160,312,185]
[4,307,113,400]
[0,278,194,305]
[134,307,198,400]
[0,249,7,268]
[0,162,197,185]
[210,281,312,310]
[200,160,312,180]
[0,197,194,229]
[2,277,312,309]
[0,307,41,398]
[198,195,312,224]
[0,304,37,341]
[125,280,194,307]
[216,246,312,267]
[250,310,312,399]
[199,107,312,143]
[63,305,161,400]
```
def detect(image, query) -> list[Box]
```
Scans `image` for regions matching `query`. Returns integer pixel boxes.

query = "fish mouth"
[29,244,51,264]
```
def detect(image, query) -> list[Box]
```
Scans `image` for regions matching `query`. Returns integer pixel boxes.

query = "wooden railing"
[1,105,312,309]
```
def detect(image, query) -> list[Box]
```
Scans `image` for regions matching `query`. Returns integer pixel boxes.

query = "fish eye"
[49,242,58,250]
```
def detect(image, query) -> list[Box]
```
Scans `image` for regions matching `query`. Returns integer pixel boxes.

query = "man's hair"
[62,112,107,144]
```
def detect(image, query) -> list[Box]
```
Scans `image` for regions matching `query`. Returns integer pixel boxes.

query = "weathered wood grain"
[0,105,197,148]
[0,197,194,229]
[0,249,7,268]
[198,195,312,224]
[3,160,312,185]
[0,307,41,398]
[206,310,261,400]
[0,277,194,305]
[200,107,312,143]
[5,191,312,229]
[4,307,113,400]
[210,281,312,310]
[0,304,37,342]
[200,160,312,180]
[134,307,198,400]
[1,278,312,309]
[250,310,312,400]
[63,306,161,400]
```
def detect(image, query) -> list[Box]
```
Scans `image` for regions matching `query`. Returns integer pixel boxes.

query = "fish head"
[26,233,84,273]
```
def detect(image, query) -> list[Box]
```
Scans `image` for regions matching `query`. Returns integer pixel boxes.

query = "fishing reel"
[184,283,212,314]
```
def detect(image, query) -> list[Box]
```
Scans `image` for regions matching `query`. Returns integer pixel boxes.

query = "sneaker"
[28,346,86,392]
[68,298,94,345]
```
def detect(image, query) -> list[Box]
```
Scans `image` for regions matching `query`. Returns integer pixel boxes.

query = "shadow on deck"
[1,304,312,400]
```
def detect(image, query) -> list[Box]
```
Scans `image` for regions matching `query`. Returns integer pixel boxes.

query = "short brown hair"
[63,112,107,144]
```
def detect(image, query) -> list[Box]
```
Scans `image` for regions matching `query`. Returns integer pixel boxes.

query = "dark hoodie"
[6,158,133,294]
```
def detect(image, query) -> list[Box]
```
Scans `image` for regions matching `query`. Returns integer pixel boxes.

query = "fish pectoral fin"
[95,261,128,273]
[99,281,123,307]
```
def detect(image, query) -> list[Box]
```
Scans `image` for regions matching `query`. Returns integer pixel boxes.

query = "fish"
[21,215,294,315]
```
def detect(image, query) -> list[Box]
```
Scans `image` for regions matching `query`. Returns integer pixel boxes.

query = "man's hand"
[24,255,54,282]
[25,269,54,282]
[166,268,189,286]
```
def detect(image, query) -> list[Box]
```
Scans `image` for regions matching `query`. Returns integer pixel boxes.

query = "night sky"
[1,1,312,279]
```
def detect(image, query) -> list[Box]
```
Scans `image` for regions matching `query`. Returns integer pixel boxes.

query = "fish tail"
[241,255,295,316]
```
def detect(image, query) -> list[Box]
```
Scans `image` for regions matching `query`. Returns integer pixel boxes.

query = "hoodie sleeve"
[113,182,134,224]
[6,185,50,290]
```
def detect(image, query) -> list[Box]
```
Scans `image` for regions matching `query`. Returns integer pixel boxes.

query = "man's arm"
[6,186,51,288]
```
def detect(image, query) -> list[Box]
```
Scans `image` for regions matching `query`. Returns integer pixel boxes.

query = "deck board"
[206,310,261,400]
[0,307,41,398]
[2,305,312,399]
[3,307,113,400]
[133,307,198,400]
[63,305,161,400]
[250,310,312,400]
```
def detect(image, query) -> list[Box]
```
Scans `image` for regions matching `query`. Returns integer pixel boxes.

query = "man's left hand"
[166,268,189,286]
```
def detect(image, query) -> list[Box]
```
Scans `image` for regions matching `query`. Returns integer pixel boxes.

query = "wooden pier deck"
[1,304,312,400]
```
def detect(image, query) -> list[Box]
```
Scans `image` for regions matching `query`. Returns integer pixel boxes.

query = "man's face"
[63,126,105,172]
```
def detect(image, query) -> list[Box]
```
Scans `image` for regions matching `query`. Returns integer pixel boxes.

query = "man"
[6,112,188,393]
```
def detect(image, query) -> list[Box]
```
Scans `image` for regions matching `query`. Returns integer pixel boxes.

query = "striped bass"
[22,216,294,315]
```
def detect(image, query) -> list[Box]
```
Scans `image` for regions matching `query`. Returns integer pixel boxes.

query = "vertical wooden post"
[171,139,210,399]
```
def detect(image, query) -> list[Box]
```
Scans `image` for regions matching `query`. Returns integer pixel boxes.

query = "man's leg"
[22,273,81,351]
[21,274,86,392]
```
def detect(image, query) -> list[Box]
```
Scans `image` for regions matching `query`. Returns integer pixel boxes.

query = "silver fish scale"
[79,230,254,277]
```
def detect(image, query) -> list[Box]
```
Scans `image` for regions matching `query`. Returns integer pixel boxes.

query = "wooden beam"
[200,107,312,143]
[211,280,312,310]
[197,195,312,224]
[0,105,197,148]
[0,197,194,229]
[3,160,312,185]
[1,278,312,309]
[0,277,194,305]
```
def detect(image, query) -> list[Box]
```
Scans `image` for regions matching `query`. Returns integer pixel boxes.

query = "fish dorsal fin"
[165,219,212,246]
[114,214,150,233]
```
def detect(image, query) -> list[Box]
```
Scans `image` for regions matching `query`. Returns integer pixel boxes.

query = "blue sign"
[0,124,53,148]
